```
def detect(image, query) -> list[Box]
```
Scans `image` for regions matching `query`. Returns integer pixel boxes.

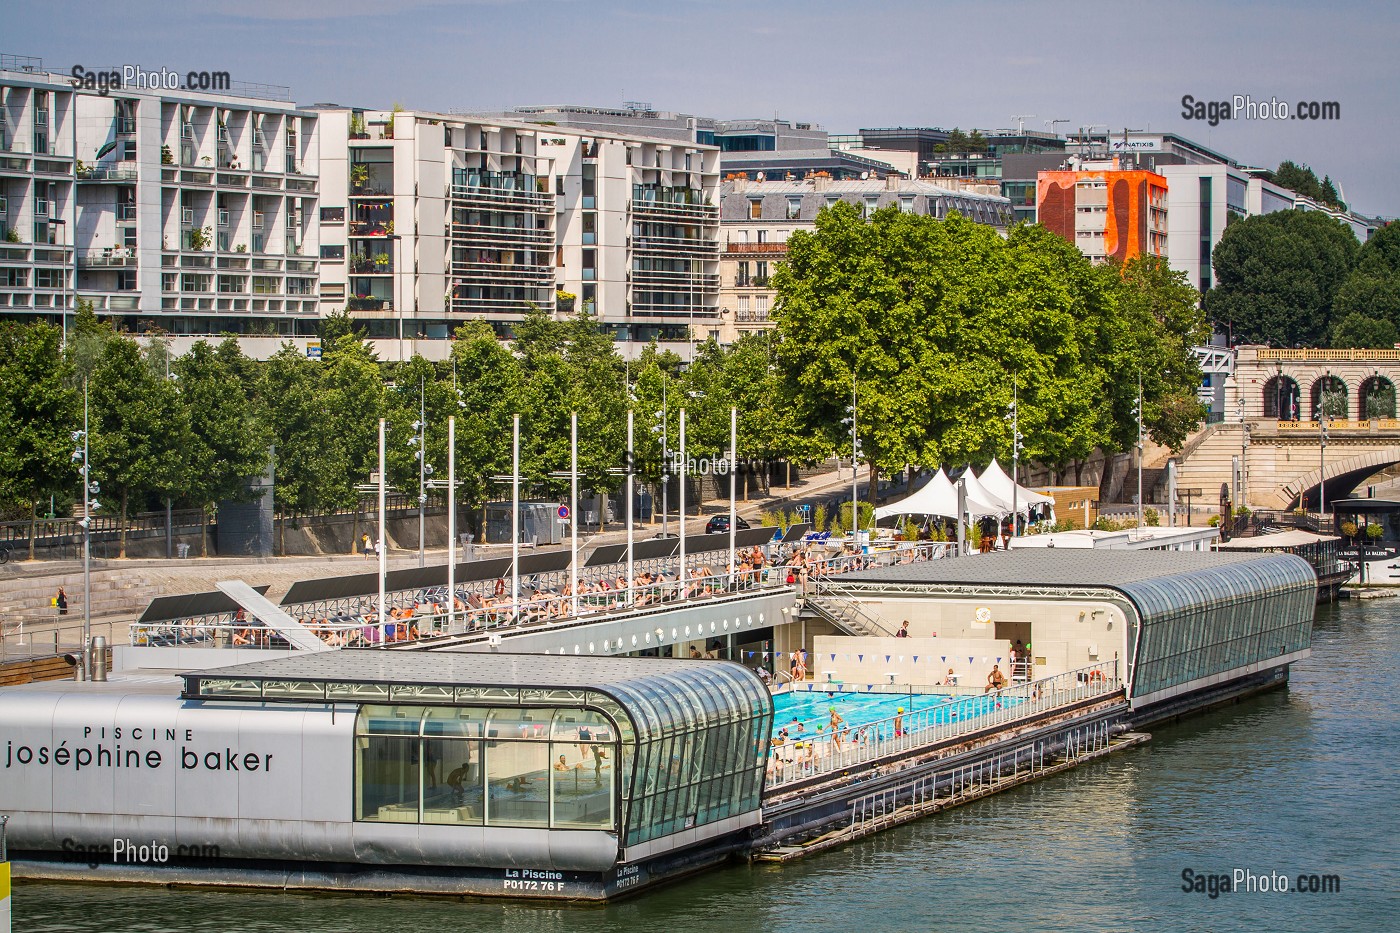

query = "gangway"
[214,580,334,653]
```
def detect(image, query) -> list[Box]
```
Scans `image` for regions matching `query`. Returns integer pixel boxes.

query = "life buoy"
[1088,669,1105,683]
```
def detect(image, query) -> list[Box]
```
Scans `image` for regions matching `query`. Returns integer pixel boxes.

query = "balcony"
[448,182,553,211]
[725,240,787,254]
[77,164,138,183]
[349,255,393,275]
[348,296,387,311]
[77,249,138,269]
[349,221,394,237]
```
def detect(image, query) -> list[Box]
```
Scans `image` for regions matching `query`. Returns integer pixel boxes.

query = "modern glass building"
[182,651,772,858]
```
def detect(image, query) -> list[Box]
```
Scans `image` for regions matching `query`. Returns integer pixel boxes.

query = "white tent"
[875,468,1003,520]
[978,459,1055,513]
[959,466,1013,515]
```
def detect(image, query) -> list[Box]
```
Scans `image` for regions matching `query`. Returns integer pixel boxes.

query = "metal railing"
[125,538,953,650]
[843,719,1114,837]
[1,611,122,665]
[804,593,900,637]
[766,660,1122,788]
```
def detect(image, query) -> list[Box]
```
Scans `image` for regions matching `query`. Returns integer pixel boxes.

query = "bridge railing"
[1276,418,1400,432]
[765,660,1122,789]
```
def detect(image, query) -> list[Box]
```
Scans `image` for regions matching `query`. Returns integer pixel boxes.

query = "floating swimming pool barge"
[0,551,1316,900]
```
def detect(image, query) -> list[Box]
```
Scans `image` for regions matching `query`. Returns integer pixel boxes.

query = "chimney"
[813,173,829,193]
[733,174,748,193]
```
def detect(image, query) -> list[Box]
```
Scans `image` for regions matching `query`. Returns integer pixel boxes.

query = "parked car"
[705,514,751,535]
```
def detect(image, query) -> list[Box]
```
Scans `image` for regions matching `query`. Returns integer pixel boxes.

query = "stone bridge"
[1181,346,1400,510]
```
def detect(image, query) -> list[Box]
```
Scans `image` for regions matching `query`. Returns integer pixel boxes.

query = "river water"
[13,600,1398,933]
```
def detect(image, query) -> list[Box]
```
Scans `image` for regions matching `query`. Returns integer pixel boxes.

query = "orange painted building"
[1036,165,1168,262]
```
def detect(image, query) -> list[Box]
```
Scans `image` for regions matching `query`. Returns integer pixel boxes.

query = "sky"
[11,0,1400,216]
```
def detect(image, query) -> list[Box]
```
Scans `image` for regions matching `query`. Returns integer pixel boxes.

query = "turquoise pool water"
[771,688,1019,736]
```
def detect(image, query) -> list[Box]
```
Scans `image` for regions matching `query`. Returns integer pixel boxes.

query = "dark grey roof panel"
[137,586,270,624]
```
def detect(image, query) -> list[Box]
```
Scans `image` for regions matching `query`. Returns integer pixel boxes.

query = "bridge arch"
[1310,375,1349,420]
[1263,375,1301,420]
[1282,445,1400,511]
[1359,376,1397,420]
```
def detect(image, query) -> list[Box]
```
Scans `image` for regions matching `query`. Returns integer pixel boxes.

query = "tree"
[1355,222,1400,276]
[261,345,342,517]
[1330,313,1398,349]
[316,334,386,509]
[175,339,271,556]
[0,323,80,556]
[449,322,523,526]
[1207,210,1358,347]
[86,335,190,557]
[1331,272,1400,337]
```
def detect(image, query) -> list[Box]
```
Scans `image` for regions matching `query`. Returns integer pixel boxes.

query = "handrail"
[765,660,1122,788]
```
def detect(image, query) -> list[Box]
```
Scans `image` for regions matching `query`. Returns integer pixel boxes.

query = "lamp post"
[842,373,859,541]
[1236,394,1248,512]
[1133,376,1144,531]
[1006,379,1023,536]
[71,381,98,680]
[408,375,432,567]
[1319,409,1329,522]
[653,378,670,537]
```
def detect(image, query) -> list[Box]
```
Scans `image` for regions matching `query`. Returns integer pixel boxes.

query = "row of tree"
[1,205,1210,550]
[1208,213,1400,349]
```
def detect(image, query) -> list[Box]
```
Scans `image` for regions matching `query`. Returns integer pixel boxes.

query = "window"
[748,199,762,220]
[354,705,616,831]
[582,212,596,245]
[122,227,137,248]
[116,270,136,291]
[162,273,177,292]
[755,261,769,286]
[582,248,596,280]
[582,164,596,208]
[252,276,280,295]
[2,268,27,288]
[321,283,345,299]
[320,244,345,261]
[737,296,749,317]
[35,268,60,289]
[320,206,345,223]
[736,261,750,287]
[217,275,246,293]
[757,229,767,244]
[756,295,768,318]
[181,274,211,292]
[786,198,801,220]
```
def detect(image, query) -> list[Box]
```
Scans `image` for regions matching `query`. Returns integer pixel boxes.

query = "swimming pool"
[771,689,1019,737]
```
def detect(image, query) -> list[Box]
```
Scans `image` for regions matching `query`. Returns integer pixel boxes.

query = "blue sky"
[12,0,1399,215]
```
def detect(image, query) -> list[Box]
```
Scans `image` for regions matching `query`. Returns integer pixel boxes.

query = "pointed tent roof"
[960,465,1013,516]
[978,459,1056,511]
[875,469,1002,520]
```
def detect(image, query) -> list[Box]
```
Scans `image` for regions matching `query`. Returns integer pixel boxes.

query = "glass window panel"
[551,740,614,828]
[355,735,420,822]
[487,707,554,741]
[424,706,487,737]
[357,704,422,735]
[422,738,482,825]
[485,739,549,827]
[550,708,614,742]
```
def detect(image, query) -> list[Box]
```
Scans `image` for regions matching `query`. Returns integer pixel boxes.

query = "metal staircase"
[803,594,900,638]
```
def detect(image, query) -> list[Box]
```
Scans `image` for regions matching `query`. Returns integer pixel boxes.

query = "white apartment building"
[715,175,1012,341]
[0,54,320,342]
[1159,163,1296,294]
[315,108,721,359]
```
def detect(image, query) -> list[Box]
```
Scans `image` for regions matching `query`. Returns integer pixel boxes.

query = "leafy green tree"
[1355,222,1400,275]
[449,322,523,527]
[0,323,80,556]
[319,308,366,344]
[261,345,342,516]
[174,338,271,556]
[316,334,386,508]
[1331,272,1400,336]
[1330,313,1398,349]
[1207,210,1358,347]
[87,335,190,557]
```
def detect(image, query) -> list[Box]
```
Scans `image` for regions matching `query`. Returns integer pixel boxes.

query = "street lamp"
[1006,379,1023,536]
[650,377,671,536]
[1236,394,1248,512]
[1132,377,1144,531]
[70,381,99,680]
[406,375,432,568]
[841,373,860,541]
